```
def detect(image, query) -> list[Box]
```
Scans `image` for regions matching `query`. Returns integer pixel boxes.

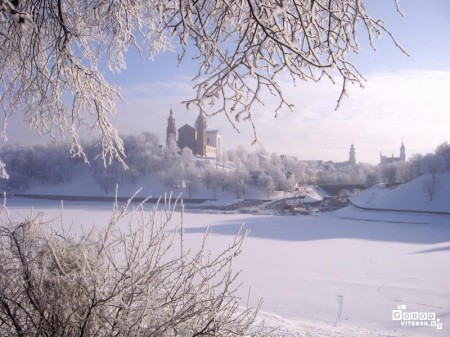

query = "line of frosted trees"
[2,135,449,198]
[0,132,316,199]
[377,142,450,185]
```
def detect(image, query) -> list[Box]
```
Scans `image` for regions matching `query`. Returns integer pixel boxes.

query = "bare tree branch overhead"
[0,0,405,163]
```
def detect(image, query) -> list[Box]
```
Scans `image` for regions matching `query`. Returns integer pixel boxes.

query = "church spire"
[400,141,406,161]
[195,112,207,156]
[349,144,356,165]
[166,107,177,146]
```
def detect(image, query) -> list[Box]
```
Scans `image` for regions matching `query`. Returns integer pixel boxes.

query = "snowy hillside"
[351,173,450,213]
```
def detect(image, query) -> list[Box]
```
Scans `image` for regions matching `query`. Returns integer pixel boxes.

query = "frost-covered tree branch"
[0,0,405,162]
[0,0,171,165]
[171,0,407,141]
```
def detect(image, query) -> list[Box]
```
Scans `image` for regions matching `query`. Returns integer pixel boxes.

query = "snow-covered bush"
[0,198,261,336]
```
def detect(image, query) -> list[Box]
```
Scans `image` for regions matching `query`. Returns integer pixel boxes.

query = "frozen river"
[3,197,450,337]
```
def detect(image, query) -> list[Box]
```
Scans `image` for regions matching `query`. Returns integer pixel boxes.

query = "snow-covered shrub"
[0,199,261,336]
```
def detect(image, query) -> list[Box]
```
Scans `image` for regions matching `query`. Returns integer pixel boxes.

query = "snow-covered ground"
[4,173,450,336]
[3,197,449,337]
[351,173,450,213]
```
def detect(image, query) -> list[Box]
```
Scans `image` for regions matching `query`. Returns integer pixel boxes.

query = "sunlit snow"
[4,174,450,337]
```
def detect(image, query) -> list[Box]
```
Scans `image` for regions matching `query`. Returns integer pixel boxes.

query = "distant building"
[349,144,356,165]
[166,109,223,158]
[166,108,177,145]
[380,142,406,165]
[177,124,196,153]
[330,144,357,168]
[206,130,222,158]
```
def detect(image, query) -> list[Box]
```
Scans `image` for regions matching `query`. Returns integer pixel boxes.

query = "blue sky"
[8,0,450,164]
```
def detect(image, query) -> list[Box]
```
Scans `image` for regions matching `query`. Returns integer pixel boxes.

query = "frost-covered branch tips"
[0,198,263,336]
[0,0,405,162]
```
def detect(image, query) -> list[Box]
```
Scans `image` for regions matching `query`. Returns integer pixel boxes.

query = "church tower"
[400,142,406,161]
[195,112,207,156]
[166,108,177,147]
[349,144,356,165]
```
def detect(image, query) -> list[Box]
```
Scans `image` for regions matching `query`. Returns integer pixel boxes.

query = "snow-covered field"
[4,195,449,337]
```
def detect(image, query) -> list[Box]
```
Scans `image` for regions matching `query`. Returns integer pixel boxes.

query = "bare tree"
[422,174,437,202]
[257,172,276,198]
[0,197,263,336]
[420,154,445,202]
[380,163,397,185]
[435,142,450,171]
[421,153,445,182]
[0,0,405,163]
